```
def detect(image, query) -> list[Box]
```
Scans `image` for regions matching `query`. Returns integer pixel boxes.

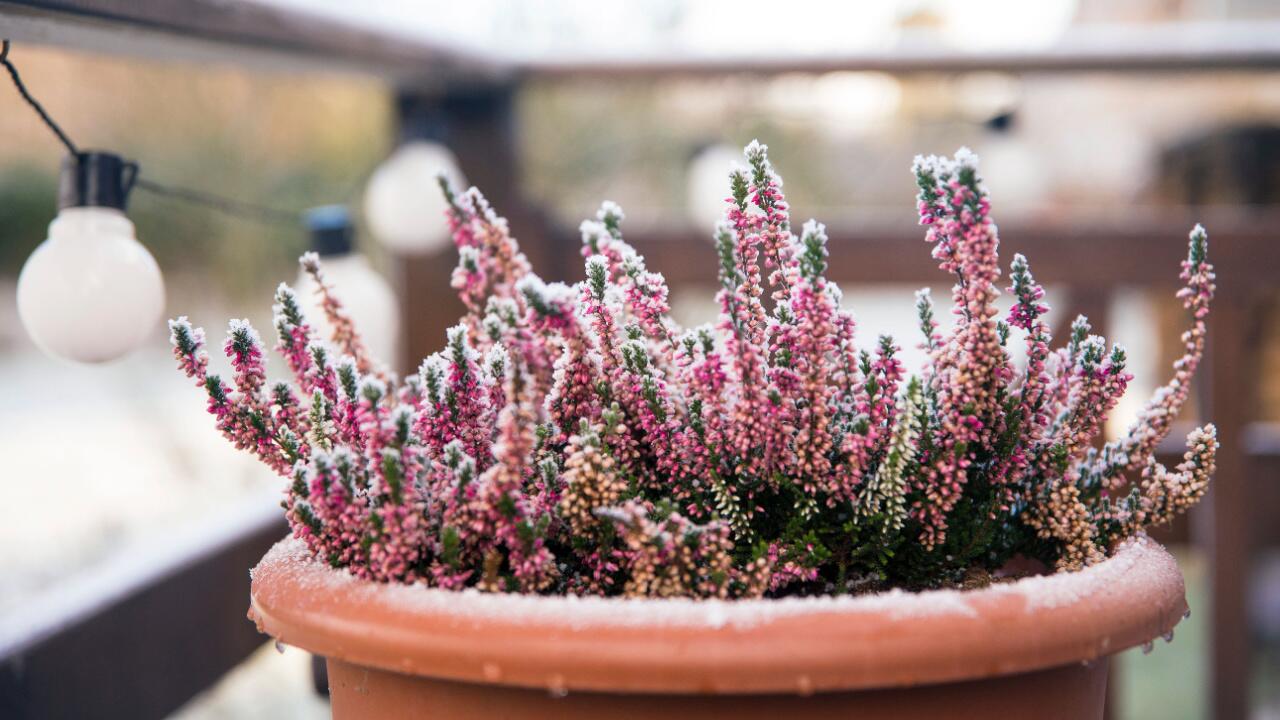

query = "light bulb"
[17,153,165,363]
[686,143,744,230]
[299,206,401,368]
[363,141,465,256]
[939,0,1077,51]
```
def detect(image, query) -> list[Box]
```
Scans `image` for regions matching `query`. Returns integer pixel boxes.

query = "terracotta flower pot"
[249,535,1187,720]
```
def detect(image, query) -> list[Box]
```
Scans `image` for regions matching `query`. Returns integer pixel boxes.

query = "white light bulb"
[363,141,465,256]
[297,254,401,369]
[939,0,1077,51]
[686,144,744,230]
[17,206,165,363]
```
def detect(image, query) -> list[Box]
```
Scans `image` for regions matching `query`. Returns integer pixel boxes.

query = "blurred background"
[0,0,1278,718]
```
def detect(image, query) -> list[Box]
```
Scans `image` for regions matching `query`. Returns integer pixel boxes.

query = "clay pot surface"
[249,535,1187,719]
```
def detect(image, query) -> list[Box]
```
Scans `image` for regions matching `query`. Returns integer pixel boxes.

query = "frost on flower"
[171,143,1217,596]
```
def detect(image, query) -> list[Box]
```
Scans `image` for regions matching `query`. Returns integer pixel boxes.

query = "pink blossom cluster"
[172,143,1218,595]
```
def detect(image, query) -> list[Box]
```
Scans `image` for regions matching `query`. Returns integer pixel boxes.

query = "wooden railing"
[0,497,287,719]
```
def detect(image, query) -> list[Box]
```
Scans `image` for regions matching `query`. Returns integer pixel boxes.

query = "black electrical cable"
[131,176,303,225]
[0,39,347,227]
[1,40,79,156]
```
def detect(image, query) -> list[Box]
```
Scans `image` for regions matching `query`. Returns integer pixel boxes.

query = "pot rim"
[249,535,1186,695]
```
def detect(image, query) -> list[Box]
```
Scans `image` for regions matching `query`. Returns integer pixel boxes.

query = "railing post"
[392,80,560,373]
[1193,290,1259,720]
[314,85,544,694]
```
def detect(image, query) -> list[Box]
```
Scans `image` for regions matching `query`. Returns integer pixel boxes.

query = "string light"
[18,151,164,363]
[0,39,435,364]
[363,141,464,255]
[685,143,743,230]
[297,205,401,365]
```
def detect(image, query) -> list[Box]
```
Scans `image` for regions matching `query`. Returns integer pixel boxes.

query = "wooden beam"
[0,498,287,720]
[1192,292,1261,720]
[7,4,1280,84]
[0,0,509,84]
[525,22,1280,79]
[616,211,1280,290]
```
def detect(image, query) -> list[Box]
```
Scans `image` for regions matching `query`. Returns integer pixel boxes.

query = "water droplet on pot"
[796,675,814,696]
[545,671,565,696]
[1141,641,1154,655]
[274,640,287,654]
[1162,630,1174,643]
[547,675,568,699]
[482,662,502,681]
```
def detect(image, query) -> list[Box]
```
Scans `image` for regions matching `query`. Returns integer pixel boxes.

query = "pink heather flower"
[171,317,295,474]
[716,217,779,487]
[764,542,821,594]
[724,177,770,349]
[999,254,1054,492]
[478,294,555,400]
[299,253,384,379]
[272,284,318,388]
[784,221,839,495]
[1054,338,1131,463]
[677,327,731,505]
[463,187,532,297]
[225,319,267,398]
[1134,424,1216,528]
[910,149,1012,548]
[836,336,903,501]
[1081,225,1216,490]
[583,255,624,373]
[620,251,678,351]
[438,179,533,346]
[171,144,1219,594]
[170,317,298,477]
[547,338,599,437]
[415,325,494,465]
[580,203,679,353]
[169,317,208,382]
[599,500,737,599]
[744,140,799,303]
[451,245,488,314]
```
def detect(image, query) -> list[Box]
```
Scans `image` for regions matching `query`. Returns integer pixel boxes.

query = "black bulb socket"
[305,204,355,257]
[58,151,134,211]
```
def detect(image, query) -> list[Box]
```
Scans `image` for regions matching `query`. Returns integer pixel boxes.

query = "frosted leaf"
[596,200,625,224]
[227,318,263,345]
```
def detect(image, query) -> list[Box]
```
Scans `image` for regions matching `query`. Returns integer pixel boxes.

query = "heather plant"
[171,143,1217,598]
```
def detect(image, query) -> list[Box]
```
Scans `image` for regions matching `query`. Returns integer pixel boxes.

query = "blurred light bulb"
[363,141,465,256]
[678,0,900,54]
[298,205,401,368]
[974,139,1050,212]
[939,0,1077,51]
[685,143,743,230]
[764,72,901,139]
[17,153,164,363]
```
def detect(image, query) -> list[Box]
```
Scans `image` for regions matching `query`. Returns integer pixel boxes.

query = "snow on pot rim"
[248,535,1187,695]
